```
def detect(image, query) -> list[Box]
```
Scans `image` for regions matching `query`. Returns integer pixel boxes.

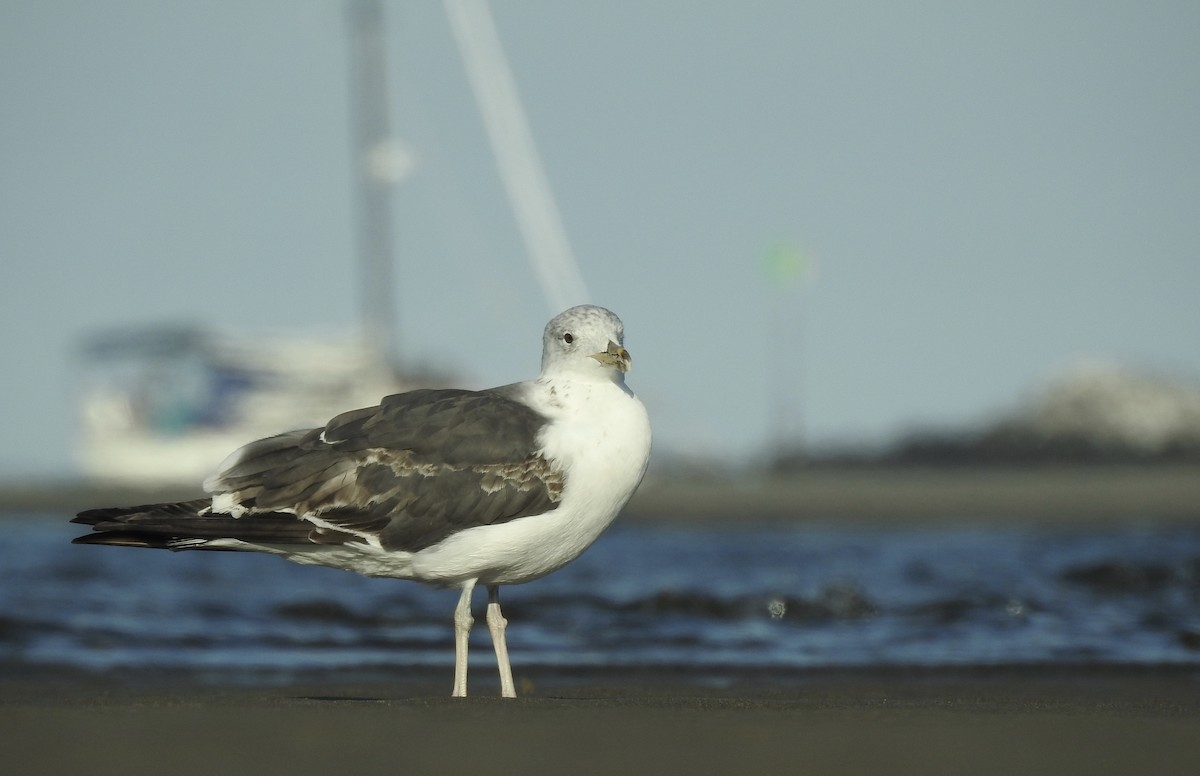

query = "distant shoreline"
[627,464,1200,522]
[5,464,1198,522]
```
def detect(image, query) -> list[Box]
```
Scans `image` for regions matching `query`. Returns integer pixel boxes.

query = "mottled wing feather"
[319,389,547,462]
[201,387,564,552]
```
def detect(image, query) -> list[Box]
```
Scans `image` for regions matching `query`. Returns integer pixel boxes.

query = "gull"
[72,304,652,698]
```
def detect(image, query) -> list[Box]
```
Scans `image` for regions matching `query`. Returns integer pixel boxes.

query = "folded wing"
[74,388,565,553]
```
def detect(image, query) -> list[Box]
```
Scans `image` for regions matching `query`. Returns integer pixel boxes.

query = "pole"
[347,0,398,368]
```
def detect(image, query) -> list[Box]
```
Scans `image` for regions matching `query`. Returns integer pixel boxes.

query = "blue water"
[3,513,1199,684]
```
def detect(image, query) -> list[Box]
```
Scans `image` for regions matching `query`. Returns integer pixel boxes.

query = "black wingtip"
[72,508,119,526]
[70,532,171,549]
[72,499,212,525]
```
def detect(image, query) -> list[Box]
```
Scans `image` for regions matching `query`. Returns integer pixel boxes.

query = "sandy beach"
[5,667,1199,775]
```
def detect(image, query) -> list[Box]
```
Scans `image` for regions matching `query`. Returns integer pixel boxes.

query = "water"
[3,513,1199,685]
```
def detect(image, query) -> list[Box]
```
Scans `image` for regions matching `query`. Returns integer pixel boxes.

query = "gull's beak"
[590,340,632,373]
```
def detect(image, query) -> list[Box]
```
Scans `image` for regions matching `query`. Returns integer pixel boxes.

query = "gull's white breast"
[410,376,651,586]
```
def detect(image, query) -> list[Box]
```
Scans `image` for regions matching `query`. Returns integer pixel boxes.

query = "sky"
[2,1,1199,478]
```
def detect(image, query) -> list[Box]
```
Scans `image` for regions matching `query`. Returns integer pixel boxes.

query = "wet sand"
[5,667,1200,776]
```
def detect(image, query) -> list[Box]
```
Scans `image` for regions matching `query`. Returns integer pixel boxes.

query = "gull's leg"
[452,580,476,698]
[486,585,516,698]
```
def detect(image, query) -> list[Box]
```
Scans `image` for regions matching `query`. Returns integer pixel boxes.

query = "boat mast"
[444,0,590,313]
[347,0,400,369]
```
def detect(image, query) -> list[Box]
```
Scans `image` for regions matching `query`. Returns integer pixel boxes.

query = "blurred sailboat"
[76,1,428,486]
[77,0,588,486]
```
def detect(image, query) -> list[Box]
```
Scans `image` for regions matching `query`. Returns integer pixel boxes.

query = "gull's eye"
[562,332,574,344]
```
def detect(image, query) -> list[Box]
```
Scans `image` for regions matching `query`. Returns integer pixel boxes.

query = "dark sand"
[5,667,1200,776]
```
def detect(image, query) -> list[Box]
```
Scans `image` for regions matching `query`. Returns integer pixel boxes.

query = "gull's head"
[541,305,632,379]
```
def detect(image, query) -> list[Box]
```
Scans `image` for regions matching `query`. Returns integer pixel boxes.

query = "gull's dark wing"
[74,388,565,553]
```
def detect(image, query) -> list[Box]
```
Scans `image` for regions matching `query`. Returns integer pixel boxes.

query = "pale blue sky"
[2,1,1199,477]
